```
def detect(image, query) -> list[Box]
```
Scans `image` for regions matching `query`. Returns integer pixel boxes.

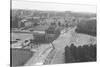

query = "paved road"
[51,28,74,64]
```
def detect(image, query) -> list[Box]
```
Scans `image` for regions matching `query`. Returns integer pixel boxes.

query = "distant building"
[21,17,40,27]
[21,19,33,27]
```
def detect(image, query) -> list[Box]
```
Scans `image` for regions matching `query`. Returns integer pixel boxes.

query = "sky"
[12,0,96,13]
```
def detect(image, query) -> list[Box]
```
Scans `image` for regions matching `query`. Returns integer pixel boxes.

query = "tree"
[58,21,61,26]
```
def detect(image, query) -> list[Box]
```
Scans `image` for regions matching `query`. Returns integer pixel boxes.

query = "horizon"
[11,8,96,15]
[12,0,96,13]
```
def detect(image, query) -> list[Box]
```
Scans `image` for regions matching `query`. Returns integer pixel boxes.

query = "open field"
[70,31,96,47]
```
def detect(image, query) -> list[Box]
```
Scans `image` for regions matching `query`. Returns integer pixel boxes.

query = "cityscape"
[11,0,97,66]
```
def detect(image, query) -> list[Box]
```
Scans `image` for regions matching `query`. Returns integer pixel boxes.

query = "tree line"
[65,43,96,63]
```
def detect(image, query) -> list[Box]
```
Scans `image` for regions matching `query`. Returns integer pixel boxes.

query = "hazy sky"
[12,0,96,13]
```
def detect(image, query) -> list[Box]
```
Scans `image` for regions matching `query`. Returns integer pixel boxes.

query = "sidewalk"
[50,28,74,64]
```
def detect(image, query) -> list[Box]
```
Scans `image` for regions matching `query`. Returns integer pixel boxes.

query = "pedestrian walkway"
[50,28,74,64]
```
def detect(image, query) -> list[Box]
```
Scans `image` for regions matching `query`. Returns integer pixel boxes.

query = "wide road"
[51,28,74,64]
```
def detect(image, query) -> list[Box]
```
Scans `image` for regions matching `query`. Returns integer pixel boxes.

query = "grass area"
[70,31,96,47]
[11,48,34,66]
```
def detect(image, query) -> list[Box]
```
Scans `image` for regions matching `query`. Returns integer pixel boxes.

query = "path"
[24,44,52,66]
[51,28,75,64]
